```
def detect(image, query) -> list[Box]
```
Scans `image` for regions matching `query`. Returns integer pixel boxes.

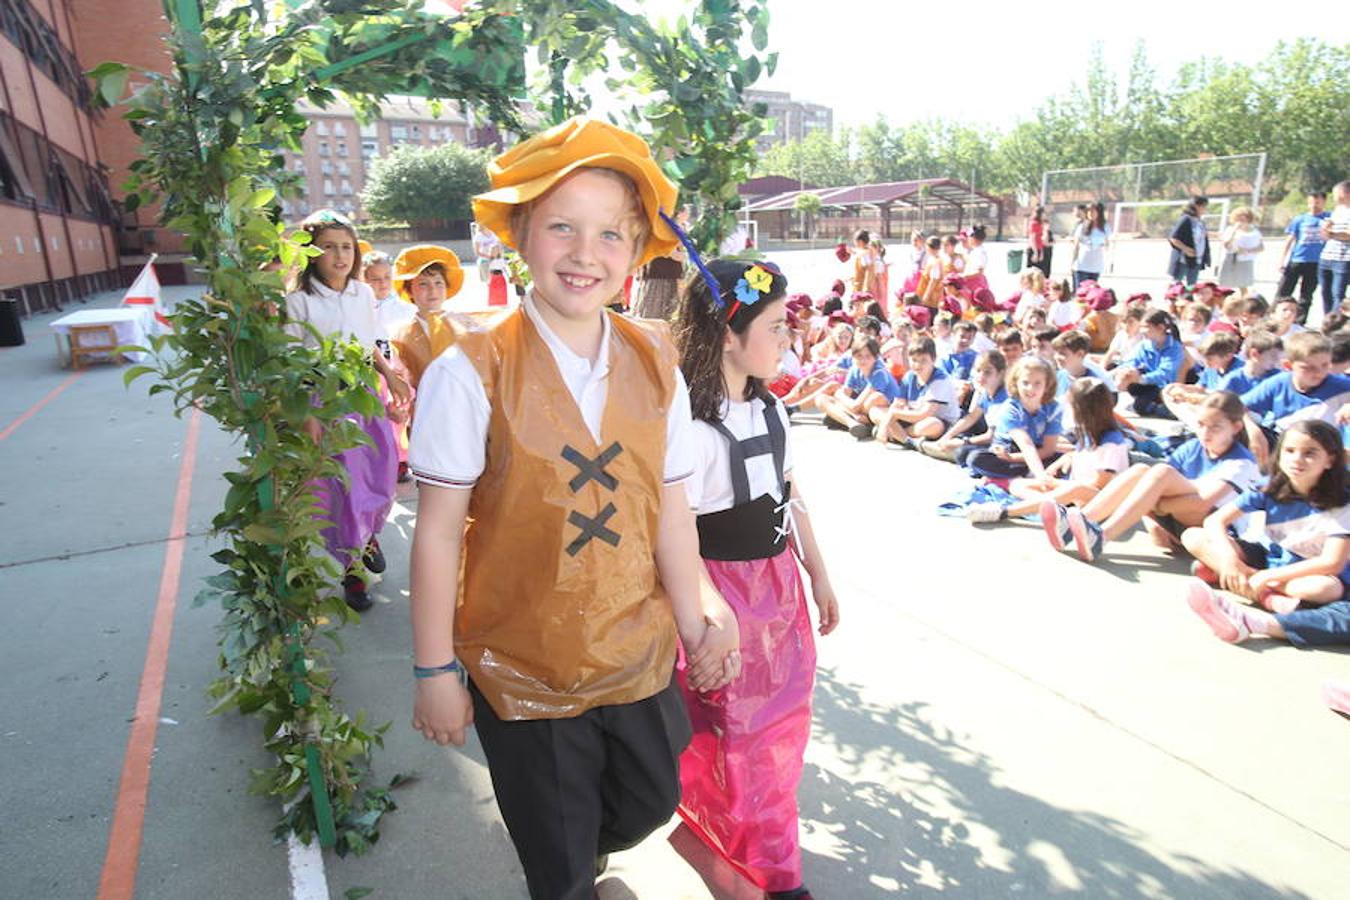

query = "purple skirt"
[314,412,398,568]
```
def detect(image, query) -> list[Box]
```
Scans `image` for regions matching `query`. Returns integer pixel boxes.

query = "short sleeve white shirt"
[284,279,380,351]
[408,293,695,489]
[374,295,417,342]
[683,397,793,515]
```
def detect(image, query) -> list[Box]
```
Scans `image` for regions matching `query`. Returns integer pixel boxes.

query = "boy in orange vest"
[407,118,741,898]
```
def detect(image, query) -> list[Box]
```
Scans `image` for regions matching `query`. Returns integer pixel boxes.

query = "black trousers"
[1279,262,1321,323]
[471,676,692,900]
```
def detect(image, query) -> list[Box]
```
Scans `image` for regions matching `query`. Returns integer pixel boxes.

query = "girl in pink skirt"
[672,257,840,899]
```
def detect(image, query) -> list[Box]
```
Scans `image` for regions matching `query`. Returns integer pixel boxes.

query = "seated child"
[1101,303,1146,369]
[1053,330,1115,398]
[1237,295,1269,335]
[1241,331,1350,469]
[925,350,1008,461]
[1218,328,1281,395]
[967,377,1127,523]
[1207,293,1245,335]
[819,337,901,436]
[1047,279,1081,329]
[941,321,979,380]
[972,313,998,353]
[1268,296,1305,338]
[933,312,956,359]
[1044,392,1260,562]
[870,337,961,445]
[1161,331,1242,422]
[1178,301,1213,365]
[1080,288,1120,353]
[998,329,1025,367]
[1185,420,1350,648]
[1031,326,1060,363]
[1113,309,1186,416]
[1012,268,1047,328]
[957,356,1061,480]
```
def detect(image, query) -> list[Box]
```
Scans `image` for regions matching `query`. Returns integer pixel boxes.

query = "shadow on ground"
[798,667,1304,898]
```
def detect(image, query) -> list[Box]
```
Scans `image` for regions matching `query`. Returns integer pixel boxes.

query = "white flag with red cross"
[120,254,171,333]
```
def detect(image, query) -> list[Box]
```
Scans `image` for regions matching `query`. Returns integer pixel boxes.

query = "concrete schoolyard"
[1,271,1346,899]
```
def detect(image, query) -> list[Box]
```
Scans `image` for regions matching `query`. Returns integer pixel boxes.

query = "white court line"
[287,828,330,900]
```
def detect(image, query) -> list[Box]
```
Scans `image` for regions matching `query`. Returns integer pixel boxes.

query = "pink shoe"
[1189,561,1219,586]
[1185,580,1250,643]
[1323,680,1350,717]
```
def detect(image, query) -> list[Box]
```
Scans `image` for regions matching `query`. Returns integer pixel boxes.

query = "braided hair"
[672,258,788,424]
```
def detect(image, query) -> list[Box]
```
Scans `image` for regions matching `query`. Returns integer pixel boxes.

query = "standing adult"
[633,205,691,320]
[1026,206,1052,276]
[1319,180,1350,316]
[1217,206,1264,292]
[1071,202,1112,290]
[1278,190,1329,324]
[1167,195,1210,286]
[471,222,502,285]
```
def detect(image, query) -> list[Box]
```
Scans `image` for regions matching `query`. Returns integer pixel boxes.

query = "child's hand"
[813,580,840,636]
[1248,569,1282,598]
[412,675,474,746]
[685,603,741,693]
[1219,564,1254,596]
[388,375,413,407]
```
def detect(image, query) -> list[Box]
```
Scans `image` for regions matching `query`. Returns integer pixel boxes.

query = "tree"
[794,191,822,238]
[757,127,855,187]
[361,141,491,228]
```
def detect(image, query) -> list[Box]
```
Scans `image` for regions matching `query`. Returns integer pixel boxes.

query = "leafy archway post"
[97,0,773,854]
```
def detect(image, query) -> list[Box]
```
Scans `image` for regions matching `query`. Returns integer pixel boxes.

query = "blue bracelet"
[414,660,464,680]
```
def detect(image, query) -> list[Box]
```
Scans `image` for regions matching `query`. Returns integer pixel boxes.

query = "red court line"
[0,371,84,442]
[97,406,203,900]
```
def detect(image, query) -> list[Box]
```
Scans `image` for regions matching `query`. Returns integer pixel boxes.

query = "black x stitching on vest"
[561,442,624,493]
[565,504,620,556]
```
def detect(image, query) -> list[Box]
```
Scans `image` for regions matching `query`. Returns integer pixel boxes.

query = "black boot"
[362,538,387,574]
[343,574,372,612]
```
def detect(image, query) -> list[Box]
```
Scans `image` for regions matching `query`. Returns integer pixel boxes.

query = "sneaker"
[767,889,813,900]
[849,422,874,440]
[966,501,1005,524]
[1185,580,1249,643]
[823,417,848,431]
[1039,501,1071,551]
[1257,590,1300,614]
[1189,560,1220,585]
[363,538,387,574]
[343,575,373,613]
[397,462,412,484]
[1066,508,1104,562]
[1322,680,1350,717]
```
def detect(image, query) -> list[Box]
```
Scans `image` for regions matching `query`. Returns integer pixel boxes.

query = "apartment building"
[745,89,833,153]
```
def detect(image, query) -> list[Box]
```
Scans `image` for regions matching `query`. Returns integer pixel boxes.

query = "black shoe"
[595,854,609,878]
[363,538,386,574]
[849,422,874,440]
[343,575,372,613]
[823,417,847,431]
[397,462,412,484]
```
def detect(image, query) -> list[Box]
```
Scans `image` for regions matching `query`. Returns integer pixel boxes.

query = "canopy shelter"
[743,178,1003,241]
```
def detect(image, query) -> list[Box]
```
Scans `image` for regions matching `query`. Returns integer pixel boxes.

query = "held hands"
[412,675,474,746]
[1247,569,1283,599]
[683,601,741,693]
[388,374,413,407]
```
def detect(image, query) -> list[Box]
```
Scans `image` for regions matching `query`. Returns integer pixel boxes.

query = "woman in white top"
[1218,206,1264,290]
[1071,202,1112,291]
[962,224,991,296]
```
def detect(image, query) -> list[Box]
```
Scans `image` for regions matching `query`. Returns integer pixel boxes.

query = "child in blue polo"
[1241,330,1350,468]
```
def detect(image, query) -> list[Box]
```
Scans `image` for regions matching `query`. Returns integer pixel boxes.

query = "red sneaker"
[1189,561,1220,585]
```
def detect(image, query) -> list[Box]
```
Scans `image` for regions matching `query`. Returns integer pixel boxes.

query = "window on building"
[321,160,332,175]
[336,142,348,157]
[359,123,377,138]
[294,159,305,173]
[411,124,421,139]
[316,120,329,136]
[333,122,346,137]
[361,140,378,157]
[0,118,35,202]
[318,142,330,156]
[323,179,335,195]
[340,180,353,196]
[390,124,408,141]
[337,161,349,175]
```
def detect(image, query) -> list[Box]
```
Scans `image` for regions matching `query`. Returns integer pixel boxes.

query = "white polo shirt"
[284,279,380,351]
[409,292,695,490]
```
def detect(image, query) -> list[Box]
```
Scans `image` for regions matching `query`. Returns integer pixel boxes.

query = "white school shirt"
[408,292,695,490]
[284,279,380,351]
[374,294,416,341]
[683,397,793,516]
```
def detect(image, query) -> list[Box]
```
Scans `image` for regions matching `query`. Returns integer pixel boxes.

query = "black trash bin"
[0,297,24,347]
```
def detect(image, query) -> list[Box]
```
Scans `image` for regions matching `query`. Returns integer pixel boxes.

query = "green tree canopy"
[361,141,491,227]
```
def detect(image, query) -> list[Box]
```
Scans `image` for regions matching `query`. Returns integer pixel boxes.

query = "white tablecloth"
[50,308,152,363]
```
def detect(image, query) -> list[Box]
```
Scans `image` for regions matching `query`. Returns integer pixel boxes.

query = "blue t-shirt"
[993,398,1062,449]
[897,368,962,423]
[1056,360,1118,397]
[1240,372,1350,431]
[973,385,1008,422]
[941,348,978,380]
[1234,490,1350,584]
[1164,438,1262,502]
[1197,357,1241,390]
[845,362,901,402]
[1127,334,1186,387]
[1286,212,1330,264]
[1219,365,1276,397]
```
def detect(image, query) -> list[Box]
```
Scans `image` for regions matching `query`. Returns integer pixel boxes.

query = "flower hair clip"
[727,264,775,319]
[656,210,780,319]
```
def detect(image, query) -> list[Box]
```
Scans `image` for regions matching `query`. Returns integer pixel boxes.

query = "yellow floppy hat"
[472,117,680,266]
[358,239,374,258]
[392,244,464,301]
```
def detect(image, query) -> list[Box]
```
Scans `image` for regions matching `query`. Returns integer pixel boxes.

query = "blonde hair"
[1229,205,1257,224]
[1019,268,1045,294]
[507,166,651,264]
[1005,355,1057,405]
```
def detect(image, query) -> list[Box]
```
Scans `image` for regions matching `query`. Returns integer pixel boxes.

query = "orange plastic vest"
[454,307,679,720]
